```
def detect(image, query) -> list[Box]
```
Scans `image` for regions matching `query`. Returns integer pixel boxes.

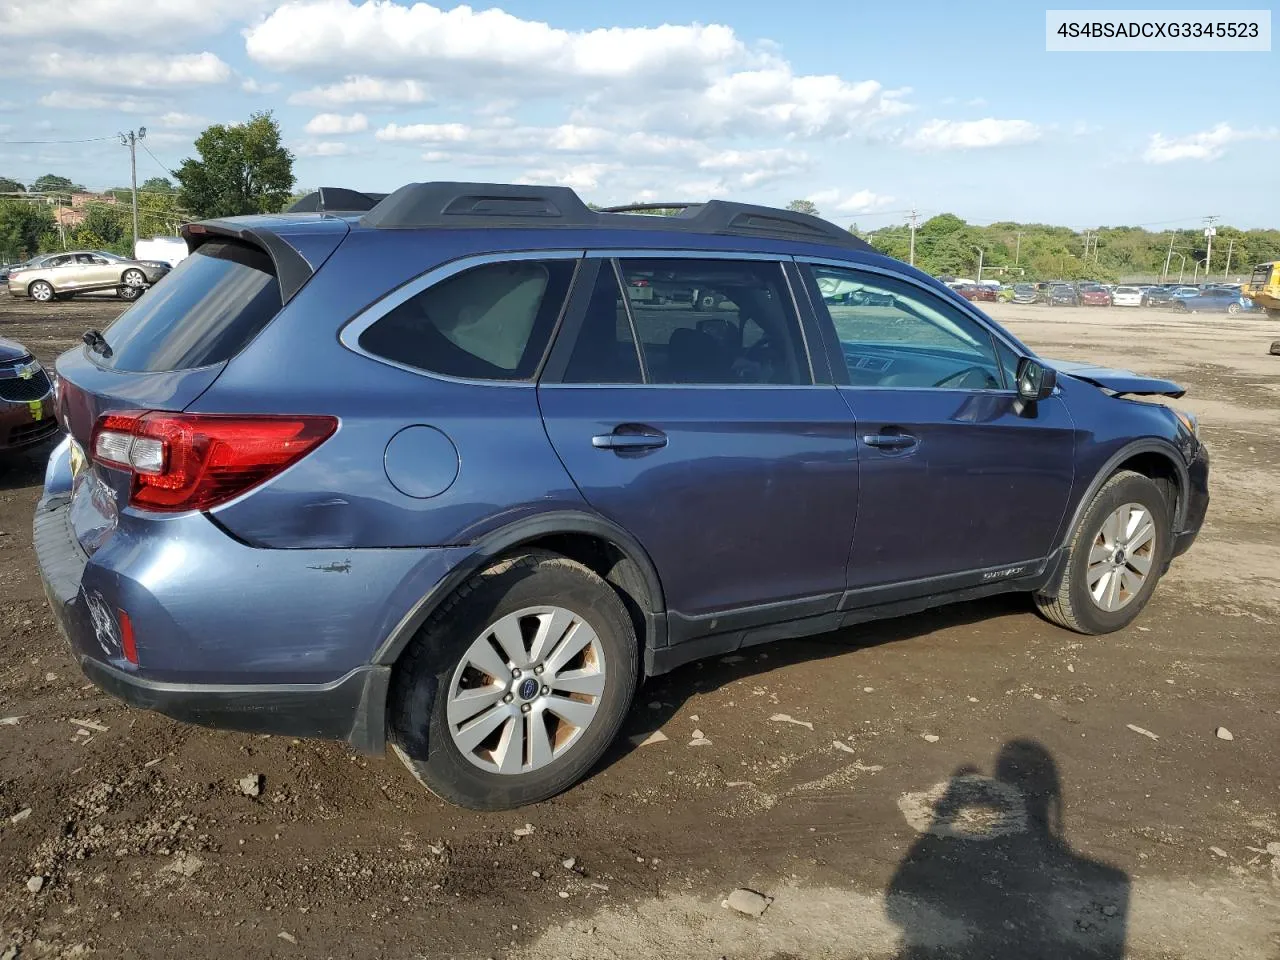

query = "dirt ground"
[2,294,1278,960]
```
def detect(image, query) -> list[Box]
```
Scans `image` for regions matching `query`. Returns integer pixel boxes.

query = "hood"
[0,336,31,364]
[1046,359,1185,399]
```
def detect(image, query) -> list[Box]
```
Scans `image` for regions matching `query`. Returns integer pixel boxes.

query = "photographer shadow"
[887,740,1129,959]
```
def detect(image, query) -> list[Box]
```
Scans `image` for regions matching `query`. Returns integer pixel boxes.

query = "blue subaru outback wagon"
[35,183,1209,810]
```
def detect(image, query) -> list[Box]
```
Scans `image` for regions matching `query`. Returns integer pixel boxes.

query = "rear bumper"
[78,656,390,752]
[33,442,470,753]
[34,495,398,754]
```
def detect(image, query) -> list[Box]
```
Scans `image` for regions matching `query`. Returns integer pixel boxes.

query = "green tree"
[0,177,25,194]
[786,199,819,217]
[0,200,57,259]
[29,174,84,196]
[74,204,130,254]
[175,112,295,218]
[141,176,175,194]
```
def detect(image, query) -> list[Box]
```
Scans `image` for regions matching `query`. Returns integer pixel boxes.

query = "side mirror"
[1016,357,1056,401]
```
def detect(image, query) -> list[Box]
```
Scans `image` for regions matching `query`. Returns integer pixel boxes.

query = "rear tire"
[29,280,54,303]
[390,550,638,810]
[118,284,143,302]
[1035,471,1172,635]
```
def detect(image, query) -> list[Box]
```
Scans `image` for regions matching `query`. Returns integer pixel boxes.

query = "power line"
[140,141,178,178]
[0,136,117,145]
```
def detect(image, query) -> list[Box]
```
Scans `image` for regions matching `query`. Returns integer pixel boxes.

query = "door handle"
[592,430,667,451]
[863,432,917,450]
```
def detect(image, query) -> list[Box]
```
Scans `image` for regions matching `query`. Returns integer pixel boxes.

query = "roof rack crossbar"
[597,202,700,214]
[359,182,871,252]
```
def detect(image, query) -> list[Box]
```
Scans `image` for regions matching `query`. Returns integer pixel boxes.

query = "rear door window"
[616,258,810,385]
[358,259,575,381]
[100,240,282,372]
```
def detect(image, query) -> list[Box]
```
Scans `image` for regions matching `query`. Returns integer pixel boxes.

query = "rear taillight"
[91,411,337,512]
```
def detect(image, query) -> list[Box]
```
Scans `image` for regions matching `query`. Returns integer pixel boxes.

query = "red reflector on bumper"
[118,609,138,665]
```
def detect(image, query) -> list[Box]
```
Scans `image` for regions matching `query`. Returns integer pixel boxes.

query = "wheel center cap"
[517,677,539,701]
[1114,547,1127,566]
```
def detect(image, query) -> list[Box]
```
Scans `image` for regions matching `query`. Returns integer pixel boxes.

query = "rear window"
[100,241,281,372]
[358,259,575,380]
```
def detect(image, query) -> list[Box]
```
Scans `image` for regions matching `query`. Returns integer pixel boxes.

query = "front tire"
[1035,471,1172,634]
[390,550,638,810]
[118,284,143,302]
[1226,302,1241,315]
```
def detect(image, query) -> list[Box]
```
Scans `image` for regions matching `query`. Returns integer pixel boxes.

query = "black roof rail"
[360,182,871,252]
[287,187,388,214]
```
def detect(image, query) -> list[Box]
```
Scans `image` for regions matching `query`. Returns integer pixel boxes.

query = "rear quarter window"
[100,240,281,372]
[356,259,575,381]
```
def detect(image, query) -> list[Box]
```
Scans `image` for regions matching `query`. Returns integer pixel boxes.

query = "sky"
[0,0,1276,229]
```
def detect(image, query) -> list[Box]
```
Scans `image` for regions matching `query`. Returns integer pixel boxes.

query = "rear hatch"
[55,237,292,550]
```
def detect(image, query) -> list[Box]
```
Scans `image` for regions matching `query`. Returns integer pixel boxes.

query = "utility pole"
[119,127,147,254]
[1162,233,1176,281]
[973,245,984,282]
[1203,215,1218,280]
[1014,231,1023,266]
[1223,238,1234,279]
[908,206,918,267]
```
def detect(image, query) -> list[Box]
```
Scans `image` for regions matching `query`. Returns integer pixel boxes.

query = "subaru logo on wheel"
[517,678,539,701]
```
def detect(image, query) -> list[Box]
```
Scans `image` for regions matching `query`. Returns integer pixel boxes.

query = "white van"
[134,237,189,268]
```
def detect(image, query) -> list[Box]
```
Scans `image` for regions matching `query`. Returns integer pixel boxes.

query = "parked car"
[1142,285,1180,307]
[955,283,997,302]
[1172,290,1259,315]
[1046,284,1080,306]
[1112,286,1144,307]
[1011,283,1038,304]
[996,285,1015,302]
[1078,284,1112,307]
[35,181,1209,810]
[1,336,58,454]
[1171,286,1200,298]
[6,250,170,303]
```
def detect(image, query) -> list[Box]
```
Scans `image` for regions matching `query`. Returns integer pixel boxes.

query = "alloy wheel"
[446,605,606,775]
[1087,502,1157,612]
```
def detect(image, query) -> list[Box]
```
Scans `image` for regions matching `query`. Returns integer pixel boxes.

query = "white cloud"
[158,112,208,129]
[903,118,1041,150]
[247,2,910,141]
[376,122,471,143]
[697,147,811,187]
[241,77,281,94]
[38,91,160,113]
[295,140,359,157]
[805,188,897,214]
[692,69,910,138]
[304,112,369,135]
[519,162,617,192]
[965,97,987,107]
[246,1,745,81]
[1142,123,1279,163]
[0,0,271,41]
[29,51,232,89]
[289,75,430,107]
